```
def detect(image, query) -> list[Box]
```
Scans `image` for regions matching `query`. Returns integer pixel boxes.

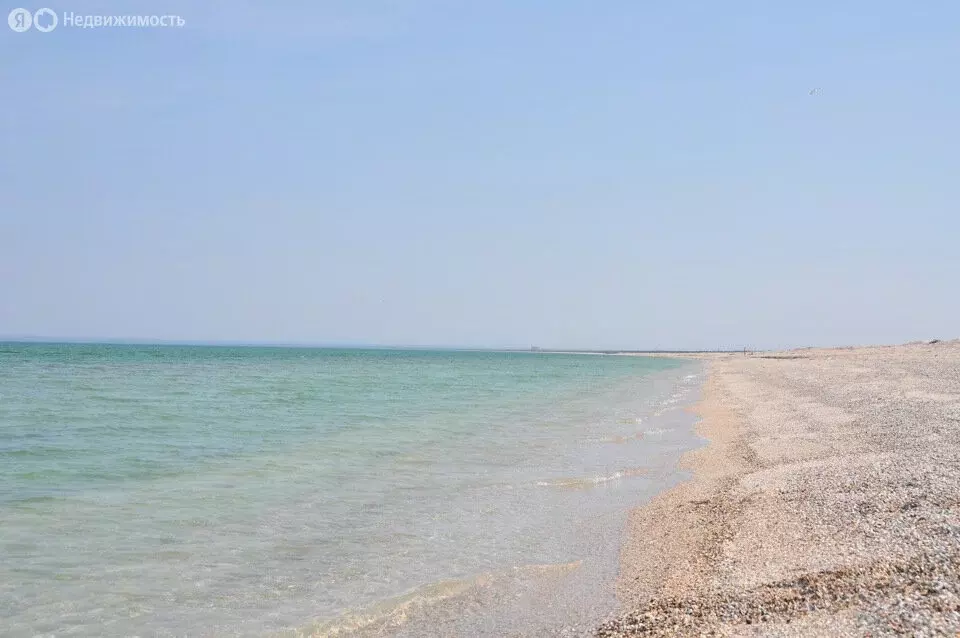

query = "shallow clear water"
[0,344,702,636]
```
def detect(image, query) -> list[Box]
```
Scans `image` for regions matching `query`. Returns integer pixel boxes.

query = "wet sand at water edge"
[600,340,960,636]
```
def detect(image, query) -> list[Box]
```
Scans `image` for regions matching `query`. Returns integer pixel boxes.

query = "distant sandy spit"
[598,340,960,636]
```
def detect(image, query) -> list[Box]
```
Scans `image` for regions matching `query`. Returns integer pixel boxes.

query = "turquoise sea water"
[0,344,702,636]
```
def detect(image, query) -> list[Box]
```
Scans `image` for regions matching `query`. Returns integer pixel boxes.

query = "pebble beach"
[600,340,960,636]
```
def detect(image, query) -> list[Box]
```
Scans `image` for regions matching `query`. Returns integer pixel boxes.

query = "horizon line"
[0,336,754,354]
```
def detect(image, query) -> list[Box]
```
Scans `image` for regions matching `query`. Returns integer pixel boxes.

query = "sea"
[0,344,703,637]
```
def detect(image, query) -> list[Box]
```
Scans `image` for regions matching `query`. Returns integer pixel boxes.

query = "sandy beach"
[600,341,960,636]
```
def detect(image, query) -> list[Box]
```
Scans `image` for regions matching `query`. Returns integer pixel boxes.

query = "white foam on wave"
[536,468,648,489]
[643,428,674,436]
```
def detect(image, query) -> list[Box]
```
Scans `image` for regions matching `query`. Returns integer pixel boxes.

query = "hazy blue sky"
[2,1,957,350]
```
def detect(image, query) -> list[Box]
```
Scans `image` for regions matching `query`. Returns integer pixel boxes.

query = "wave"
[643,427,674,436]
[536,468,649,489]
[603,432,644,444]
[298,561,582,637]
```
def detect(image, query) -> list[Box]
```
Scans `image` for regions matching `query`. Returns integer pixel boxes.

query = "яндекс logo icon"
[7,7,32,31]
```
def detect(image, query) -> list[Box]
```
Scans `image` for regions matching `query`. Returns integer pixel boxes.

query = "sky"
[1,1,958,350]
